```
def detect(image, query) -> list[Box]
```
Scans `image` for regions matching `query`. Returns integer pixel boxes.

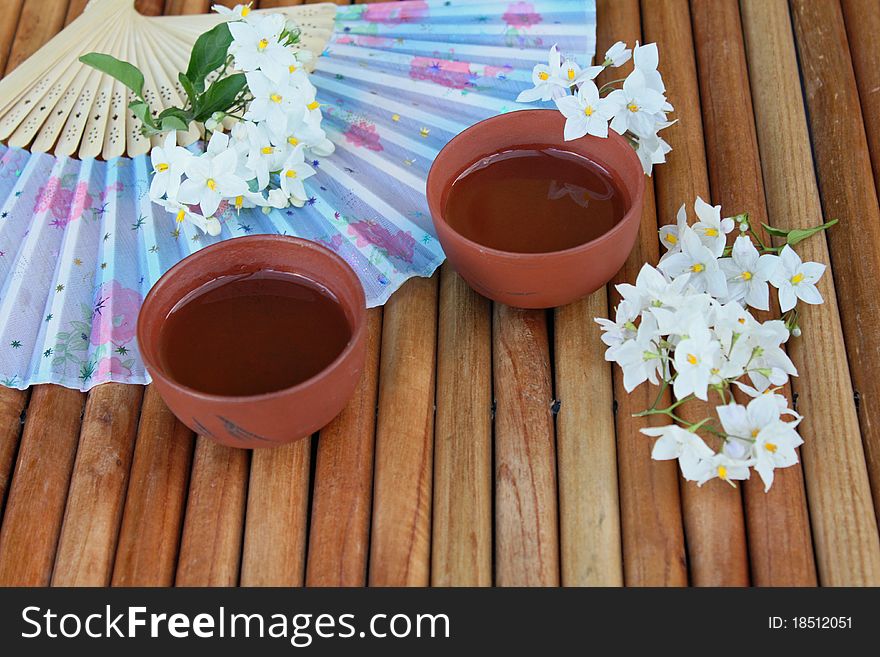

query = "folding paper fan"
[0,0,596,391]
[0,0,336,160]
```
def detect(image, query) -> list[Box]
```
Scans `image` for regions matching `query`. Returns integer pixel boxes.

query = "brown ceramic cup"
[137,235,367,449]
[427,109,645,308]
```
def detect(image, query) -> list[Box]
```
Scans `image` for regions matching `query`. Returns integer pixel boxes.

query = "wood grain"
[0,0,25,74]
[790,0,880,529]
[52,384,144,586]
[493,305,558,587]
[240,439,310,586]
[841,0,880,195]
[554,293,622,586]
[175,437,250,586]
[112,386,194,586]
[431,266,492,587]
[164,0,210,14]
[369,275,437,586]
[690,0,816,587]
[598,0,687,587]
[0,389,27,517]
[741,0,880,585]
[642,0,750,586]
[306,309,382,587]
[5,0,67,72]
[0,386,84,586]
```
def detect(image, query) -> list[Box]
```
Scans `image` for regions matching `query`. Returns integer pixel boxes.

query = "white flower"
[643,424,714,481]
[695,453,752,487]
[719,235,778,310]
[752,417,803,492]
[633,130,671,176]
[732,381,799,418]
[633,42,670,105]
[691,197,734,257]
[558,57,601,88]
[769,245,826,312]
[516,45,569,103]
[595,302,638,353]
[278,146,316,202]
[616,263,690,314]
[603,41,632,68]
[607,313,664,392]
[159,199,221,236]
[245,71,301,126]
[228,13,294,82]
[742,320,798,391]
[657,227,728,297]
[177,132,247,217]
[149,131,190,200]
[606,69,666,138]
[659,204,688,254]
[213,3,252,20]
[554,80,615,140]
[672,321,721,401]
[241,122,285,190]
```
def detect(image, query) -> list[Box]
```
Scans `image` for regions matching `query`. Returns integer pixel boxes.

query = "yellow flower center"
[718,465,728,480]
[790,272,805,285]
[584,106,594,117]
[738,317,746,325]
[241,6,250,17]
[270,93,283,103]
[307,101,320,111]
[704,227,718,237]
[538,71,549,81]
[567,68,576,80]
[156,162,169,173]
[765,442,778,453]
[691,263,705,273]
[666,233,678,245]
[286,170,297,178]
[686,353,698,365]
[258,38,269,51]
[206,178,217,191]
[289,64,297,73]
[627,102,639,113]
[287,136,299,146]
[175,209,186,223]
[741,270,753,281]
[234,195,243,209]
[261,146,274,155]
[751,429,760,438]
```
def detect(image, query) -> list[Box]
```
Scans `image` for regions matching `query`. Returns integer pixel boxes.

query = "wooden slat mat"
[1,0,879,587]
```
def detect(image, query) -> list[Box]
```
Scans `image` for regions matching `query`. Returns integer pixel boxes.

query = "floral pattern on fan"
[0,0,596,391]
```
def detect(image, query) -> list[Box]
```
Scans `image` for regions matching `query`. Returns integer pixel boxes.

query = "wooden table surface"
[1,0,879,587]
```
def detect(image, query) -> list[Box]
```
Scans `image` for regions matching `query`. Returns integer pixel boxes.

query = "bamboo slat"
[841,0,880,196]
[111,386,194,586]
[306,309,382,587]
[175,437,250,586]
[369,275,438,586]
[741,0,880,585]
[0,386,84,586]
[51,384,144,586]
[493,305,559,586]
[596,0,687,587]
[642,0,750,586]
[554,293,622,586]
[240,439,310,586]
[431,267,492,587]
[690,0,816,586]
[790,0,880,529]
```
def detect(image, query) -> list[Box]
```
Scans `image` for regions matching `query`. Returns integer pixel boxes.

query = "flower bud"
[791,326,802,337]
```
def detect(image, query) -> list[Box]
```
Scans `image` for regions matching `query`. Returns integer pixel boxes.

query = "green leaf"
[194,73,247,122]
[760,222,790,238]
[79,53,145,98]
[786,218,838,246]
[178,72,198,110]
[160,115,190,132]
[129,100,159,135]
[186,23,233,93]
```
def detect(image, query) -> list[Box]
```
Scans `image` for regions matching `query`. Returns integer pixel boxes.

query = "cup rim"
[137,234,367,404]
[427,108,646,260]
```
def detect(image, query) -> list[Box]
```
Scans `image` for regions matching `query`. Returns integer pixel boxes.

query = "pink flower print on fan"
[89,280,142,346]
[503,2,543,28]
[348,220,416,263]
[363,0,428,24]
[409,57,476,90]
[344,119,383,152]
[95,356,132,379]
[35,177,94,228]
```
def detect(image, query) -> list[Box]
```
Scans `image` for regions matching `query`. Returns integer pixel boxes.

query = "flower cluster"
[516,41,673,175]
[83,4,333,235]
[597,198,835,491]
